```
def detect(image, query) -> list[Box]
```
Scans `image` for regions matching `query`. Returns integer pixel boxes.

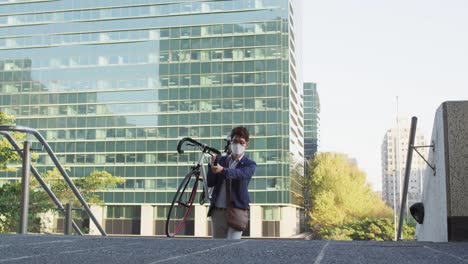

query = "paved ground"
[0,234,467,263]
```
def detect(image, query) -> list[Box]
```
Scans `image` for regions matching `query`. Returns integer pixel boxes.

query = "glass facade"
[303,82,320,161]
[0,0,303,237]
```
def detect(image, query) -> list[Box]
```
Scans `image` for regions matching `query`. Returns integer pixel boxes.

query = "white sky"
[301,0,468,191]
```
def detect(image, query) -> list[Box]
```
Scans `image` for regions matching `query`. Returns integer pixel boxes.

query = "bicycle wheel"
[166,170,200,237]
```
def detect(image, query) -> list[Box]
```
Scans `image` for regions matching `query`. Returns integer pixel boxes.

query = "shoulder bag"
[225,178,249,231]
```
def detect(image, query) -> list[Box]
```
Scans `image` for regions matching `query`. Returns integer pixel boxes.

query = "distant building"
[303,82,320,161]
[381,118,427,212]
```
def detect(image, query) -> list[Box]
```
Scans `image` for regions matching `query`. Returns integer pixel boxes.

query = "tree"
[0,112,21,170]
[319,218,416,241]
[36,169,124,234]
[320,218,394,241]
[0,169,124,233]
[36,168,124,207]
[0,112,15,125]
[0,182,53,233]
[305,152,393,239]
[290,161,305,208]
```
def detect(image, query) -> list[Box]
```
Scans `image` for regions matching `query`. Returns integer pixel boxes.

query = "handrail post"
[19,141,31,234]
[64,203,73,235]
[397,116,417,241]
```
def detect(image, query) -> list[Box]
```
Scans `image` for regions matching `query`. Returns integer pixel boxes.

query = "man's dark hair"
[230,126,250,142]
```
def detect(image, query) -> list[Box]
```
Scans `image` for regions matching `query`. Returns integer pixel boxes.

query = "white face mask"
[230,143,245,156]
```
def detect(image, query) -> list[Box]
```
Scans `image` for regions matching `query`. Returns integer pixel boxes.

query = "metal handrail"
[0,125,106,236]
[0,131,83,235]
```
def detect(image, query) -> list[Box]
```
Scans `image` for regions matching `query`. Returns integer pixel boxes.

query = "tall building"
[303,82,320,161]
[0,0,303,237]
[381,118,427,213]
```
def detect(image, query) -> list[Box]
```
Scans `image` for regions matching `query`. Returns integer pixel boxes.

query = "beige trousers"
[210,208,243,239]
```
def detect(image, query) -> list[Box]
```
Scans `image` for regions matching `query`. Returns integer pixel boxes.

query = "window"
[262,206,280,237]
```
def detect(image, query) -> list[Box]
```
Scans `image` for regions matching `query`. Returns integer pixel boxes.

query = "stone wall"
[417,101,468,241]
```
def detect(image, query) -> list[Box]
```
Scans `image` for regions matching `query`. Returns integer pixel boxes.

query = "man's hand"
[211,164,224,174]
[211,155,218,165]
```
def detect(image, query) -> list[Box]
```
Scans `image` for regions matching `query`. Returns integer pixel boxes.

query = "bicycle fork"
[198,162,211,205]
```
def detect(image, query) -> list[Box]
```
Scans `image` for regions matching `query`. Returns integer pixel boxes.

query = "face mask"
[230,143,245,156]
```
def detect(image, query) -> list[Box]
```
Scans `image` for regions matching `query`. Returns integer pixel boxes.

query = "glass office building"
[0,0,303,237]
[303,82,319,161]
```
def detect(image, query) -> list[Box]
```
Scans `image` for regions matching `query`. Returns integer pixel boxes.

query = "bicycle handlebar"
[176,137,221,156]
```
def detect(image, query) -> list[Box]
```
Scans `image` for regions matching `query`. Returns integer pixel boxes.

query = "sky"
[300,0,468,191]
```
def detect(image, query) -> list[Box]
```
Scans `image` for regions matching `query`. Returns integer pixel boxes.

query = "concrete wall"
[194,205,208,237]
[417,101,468,241]
[416,105,448,241]
[140,205,154,236]
[85,204,299,237]
[280,206,297,237]
[249,205,262,237]
[198,204,296,238]
[39,211,56,234]
[444,102,468,241]
[89,205,104,236]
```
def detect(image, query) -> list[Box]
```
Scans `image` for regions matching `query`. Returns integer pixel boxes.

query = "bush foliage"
[305,152,414,241]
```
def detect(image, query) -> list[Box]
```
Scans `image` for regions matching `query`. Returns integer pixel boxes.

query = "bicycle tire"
[165,170,200,237]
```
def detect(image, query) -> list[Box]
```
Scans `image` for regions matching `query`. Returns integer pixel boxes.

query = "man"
[207,126,256,239]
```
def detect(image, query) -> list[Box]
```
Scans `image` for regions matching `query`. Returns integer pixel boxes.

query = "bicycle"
[165,136,230,237]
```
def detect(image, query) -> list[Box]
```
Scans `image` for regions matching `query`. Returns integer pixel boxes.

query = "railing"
[0,125,106,236]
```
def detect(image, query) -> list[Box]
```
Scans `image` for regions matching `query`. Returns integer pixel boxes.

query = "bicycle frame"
[193,150,212,203]
[166,137,230,237]
[176,137,223,204]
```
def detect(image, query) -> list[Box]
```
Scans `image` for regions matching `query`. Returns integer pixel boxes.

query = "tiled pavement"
[0,234,467,263]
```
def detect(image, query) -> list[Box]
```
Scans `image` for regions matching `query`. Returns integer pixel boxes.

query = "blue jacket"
[207,154,256,216]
